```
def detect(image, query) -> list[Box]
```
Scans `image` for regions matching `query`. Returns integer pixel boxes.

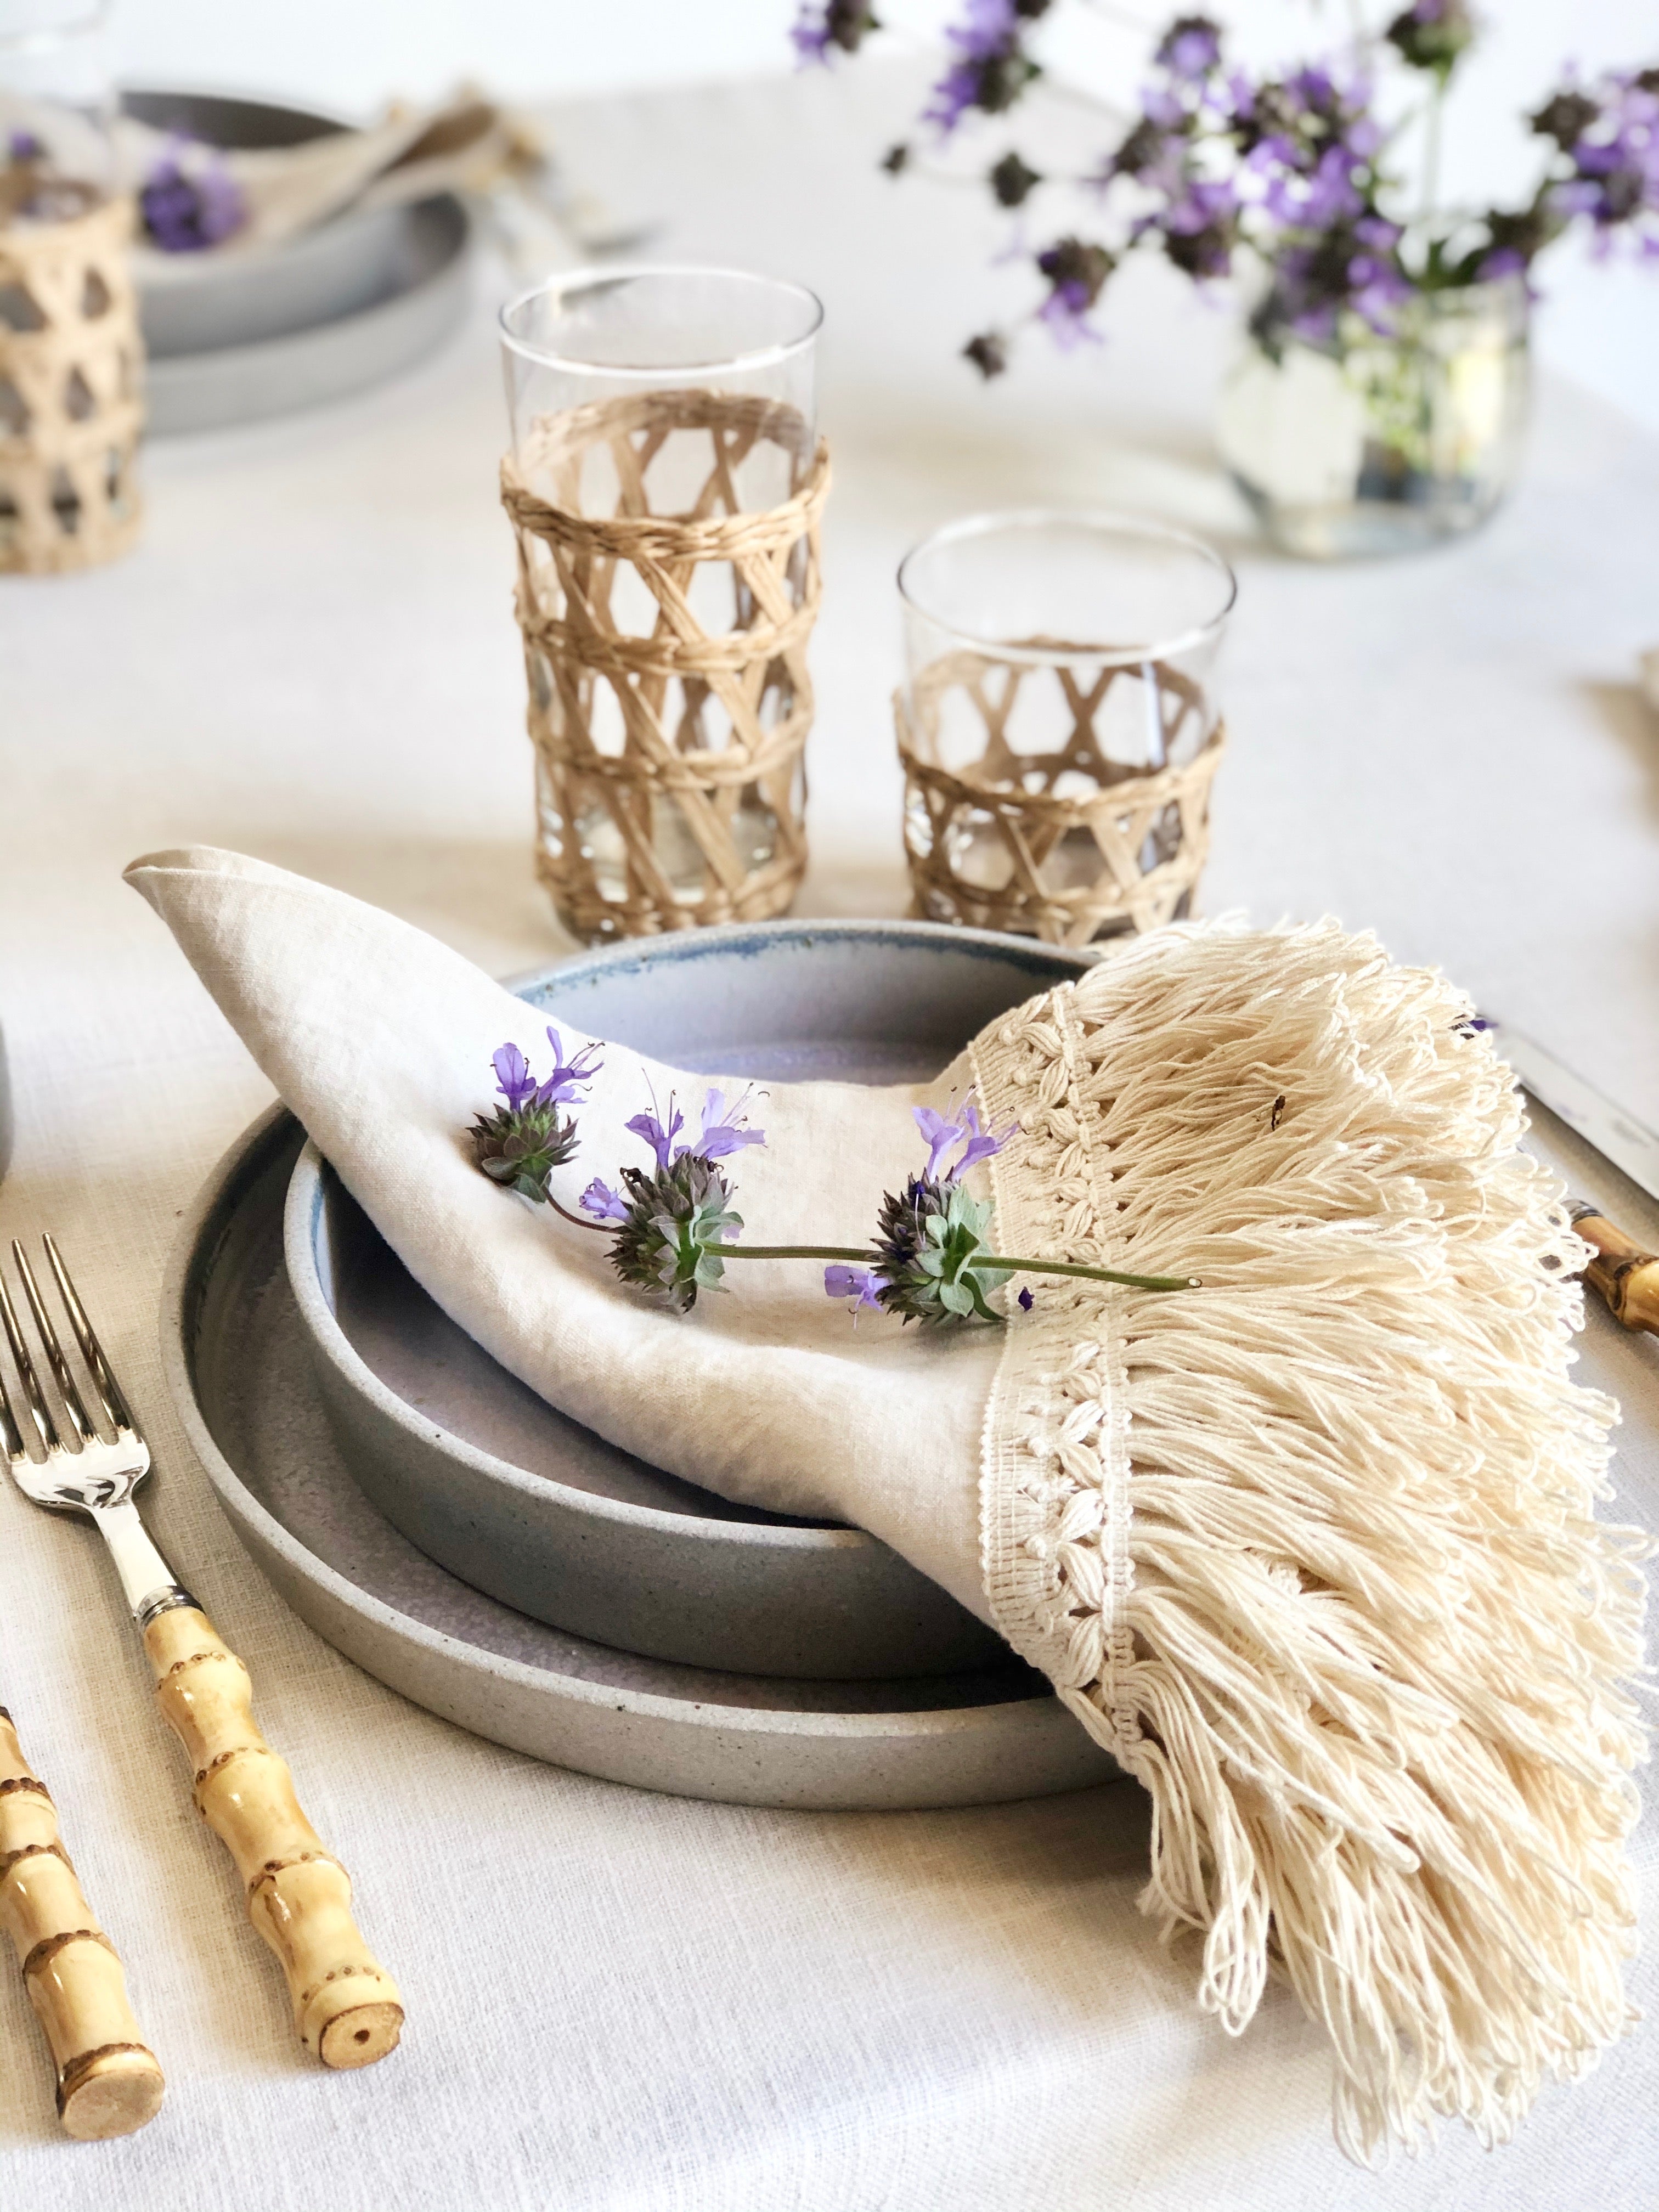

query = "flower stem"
[720,1244,870,1261]
[980,1254,1198,1292]
[550,1194,613,1235]
[719,1243,1197,1292]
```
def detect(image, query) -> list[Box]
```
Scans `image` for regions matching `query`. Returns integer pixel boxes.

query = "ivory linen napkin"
[128,846,1648,2163]
[119,95,523,263]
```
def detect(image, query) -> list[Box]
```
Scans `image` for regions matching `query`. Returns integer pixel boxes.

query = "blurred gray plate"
[123,91,472,435]
[284,921,1093,1680]
[162,1104,1119,1811]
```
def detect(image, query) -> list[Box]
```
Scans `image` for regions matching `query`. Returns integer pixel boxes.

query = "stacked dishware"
[168,922,1125,1813]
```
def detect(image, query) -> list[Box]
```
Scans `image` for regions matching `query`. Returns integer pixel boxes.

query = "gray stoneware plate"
[124,92,472,436]
[284,921,1093,1679]
[162,1104,1120,1811]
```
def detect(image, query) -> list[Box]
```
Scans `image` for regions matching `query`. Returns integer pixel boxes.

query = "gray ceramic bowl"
[166,1105,1119,1811]
[284,921,1093,1680]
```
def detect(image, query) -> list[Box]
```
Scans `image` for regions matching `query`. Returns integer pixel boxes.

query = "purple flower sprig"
[822,1098,1194,1325]
[471,1056,1195,1321]
[575,1084,768,1312]
[469,1027,604,1203]
[139,138,246,253]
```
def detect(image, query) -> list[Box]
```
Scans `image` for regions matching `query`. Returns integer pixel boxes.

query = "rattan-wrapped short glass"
[896,512,1235,946]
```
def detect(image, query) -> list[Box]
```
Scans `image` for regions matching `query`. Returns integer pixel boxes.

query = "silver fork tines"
[10,1238,98,1448]
[0,1239,189,1624]
[0,1238,148,1509]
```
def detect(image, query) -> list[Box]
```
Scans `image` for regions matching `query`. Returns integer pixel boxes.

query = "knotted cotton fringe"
[969,922,1651,2162]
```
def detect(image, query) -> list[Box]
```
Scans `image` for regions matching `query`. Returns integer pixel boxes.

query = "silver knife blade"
[1479,1017,1659,1206]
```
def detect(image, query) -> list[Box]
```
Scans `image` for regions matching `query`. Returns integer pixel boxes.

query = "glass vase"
[1216,278,1530,561]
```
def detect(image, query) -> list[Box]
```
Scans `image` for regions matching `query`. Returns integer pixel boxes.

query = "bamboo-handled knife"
[1479,1016,1659,1339]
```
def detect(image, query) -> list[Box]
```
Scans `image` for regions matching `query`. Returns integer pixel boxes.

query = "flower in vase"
[1154,16,1223,87]
[1034,235,1115,343]
[962,329,1011,377]
[1385,0,1476,82]
[791,1,881,63]
[1550,72,1659,253]
[926,0,1048,135]
[990,149,1042,207]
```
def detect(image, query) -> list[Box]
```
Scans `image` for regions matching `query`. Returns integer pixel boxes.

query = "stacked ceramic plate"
[125,91,472,436]
[164,922,1122,1810]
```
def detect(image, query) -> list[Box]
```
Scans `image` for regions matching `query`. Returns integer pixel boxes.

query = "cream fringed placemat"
[125,848,1649,2164]
[967,932,1649,2160]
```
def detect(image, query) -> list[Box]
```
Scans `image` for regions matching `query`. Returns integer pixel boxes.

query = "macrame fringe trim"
[969,922,1650,2163]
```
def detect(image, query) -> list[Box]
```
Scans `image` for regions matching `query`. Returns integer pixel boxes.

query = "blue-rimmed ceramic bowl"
[284,921,1093,1680]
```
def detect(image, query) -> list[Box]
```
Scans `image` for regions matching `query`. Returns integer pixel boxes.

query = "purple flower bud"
[912,1093,1015,1180]
[626,1101,684,1171]
[913,1105,966,1182]
[492,1042,537,1114]
[1017,1285,1035,1311]
[580,1178,631,1223]
[534,1023,604,1108]
[696,1086,767,1160]
[825,1264,887,1312]
[953,1097,1014,1174]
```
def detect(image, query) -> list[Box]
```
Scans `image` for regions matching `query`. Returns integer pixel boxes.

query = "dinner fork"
[0,1235,404,2072]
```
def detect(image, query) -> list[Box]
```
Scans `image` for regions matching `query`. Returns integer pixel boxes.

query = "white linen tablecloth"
[2,57,1656,2212]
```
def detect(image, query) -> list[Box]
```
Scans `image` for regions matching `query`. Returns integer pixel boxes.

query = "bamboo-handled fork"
[0,1237,403,2073]
[0,1701,165,2137]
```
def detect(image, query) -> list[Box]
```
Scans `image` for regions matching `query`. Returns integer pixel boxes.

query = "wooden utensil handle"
[142,1607,403,2069]
[1572,1207,1659,1336]
[0,1708,165,2139]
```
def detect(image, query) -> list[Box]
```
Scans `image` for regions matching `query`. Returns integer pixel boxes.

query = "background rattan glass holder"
[0,195,142,575]
[501,388,830,943]
[897,650,1226,946]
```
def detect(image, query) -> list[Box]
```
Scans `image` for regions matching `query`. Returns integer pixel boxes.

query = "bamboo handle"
[142,1607,403,2069]
[1572,1207,1659,1336]
[0,1708,165,2139]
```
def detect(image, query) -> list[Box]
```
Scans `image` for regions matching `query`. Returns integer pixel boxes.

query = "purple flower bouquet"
[794,3,1657,556]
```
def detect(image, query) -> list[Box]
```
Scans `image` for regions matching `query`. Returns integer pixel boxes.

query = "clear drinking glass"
[500,268,825,936]
[2,0,137,573]
[897,511,1237,943]
[0,0,115,220]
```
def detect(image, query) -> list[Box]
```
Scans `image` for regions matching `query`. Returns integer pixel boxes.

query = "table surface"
[2,57,1657,2212]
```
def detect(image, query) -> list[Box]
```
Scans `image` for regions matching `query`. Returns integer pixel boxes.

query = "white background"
[109,0,1659,432]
